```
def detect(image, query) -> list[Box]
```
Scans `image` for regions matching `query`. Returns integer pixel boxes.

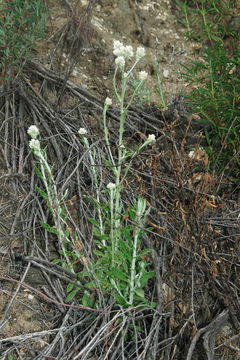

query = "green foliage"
[86,200,155,307]
[153,58,168,109]
[0,0,47,83]
[182,44,240,174]
[176,0,238,43]
[131,79,152,105]
[177,0,240,176]
[65,283,81,303]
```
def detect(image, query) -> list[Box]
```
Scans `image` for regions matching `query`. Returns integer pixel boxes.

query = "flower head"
[163,69,169,78]
[105,97,112,106]
[29,139,41,154]
[147,134,156,142]
[188,150,195,159]
[124,45,133,58]
[138,71,148,81]
[107,182,116,190]
[115,56,125,68]
[78,128,87,135]
[113,40,134,59]
[27,125,39,139]
[136,47,145,59]
[113,40,125,57]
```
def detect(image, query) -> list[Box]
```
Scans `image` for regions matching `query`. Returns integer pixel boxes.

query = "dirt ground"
[37,0,200,100]
[0,0,239,359]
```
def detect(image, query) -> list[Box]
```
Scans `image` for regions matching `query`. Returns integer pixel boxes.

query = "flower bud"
[113,40,125,57]
[124,45,133,58]
[105,97,112,106]
[29,139,41,153]
[107,182,116,190]
[163,69,169,78]
[27,125,39,139]
[78,128,87,135]
[115,56,125,68]
[136,47,145,59]
[138,71,148,81]
[147,134,156,142]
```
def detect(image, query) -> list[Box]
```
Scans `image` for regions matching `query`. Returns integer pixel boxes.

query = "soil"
[0,1,239,359]
[37,0,199,102]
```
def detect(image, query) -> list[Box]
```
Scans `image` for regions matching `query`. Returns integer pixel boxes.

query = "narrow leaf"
[111,267,128,282]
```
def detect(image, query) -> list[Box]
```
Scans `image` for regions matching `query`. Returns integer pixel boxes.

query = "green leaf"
[59,249,74,257]
[118,239,132,262]
[104,159,114,168]
[65,288,79,302]
[52,258,63,264]
[137,248,152,258]
[96,233,109,241]
[113,294,129,307]
[88,218,99,226]
[34,166,43,178]
[138,271,155,287]
[40,221,59,235]
[94,240,107,248]
[85,281,96,290]
[121,226,133,241]
[111,267,128,281]
[36,186,48,200]
[82,291,94,308]
[66,283,74,293]
[95,256,110,265]
[64,228,70,237]
[134,288,145,298]
[149,302,157,308]
[77,270,91,277]
[93,250,105,257]
[128,207,137,220]
[93,228,109,240]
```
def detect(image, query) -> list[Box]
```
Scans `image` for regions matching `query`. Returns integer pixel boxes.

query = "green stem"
[129,227,140,305]
[37,151,74,273]
[154,58,166,109]
[82,136,105,244]
[103,106,117,176]
[109,188,115,266]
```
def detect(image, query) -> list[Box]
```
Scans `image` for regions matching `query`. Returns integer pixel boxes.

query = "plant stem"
[38,151,74,273]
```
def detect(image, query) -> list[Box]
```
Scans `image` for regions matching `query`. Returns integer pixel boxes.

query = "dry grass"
[0,61,239,359]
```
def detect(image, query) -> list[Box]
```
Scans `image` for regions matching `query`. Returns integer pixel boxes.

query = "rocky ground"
[0,1,239,359]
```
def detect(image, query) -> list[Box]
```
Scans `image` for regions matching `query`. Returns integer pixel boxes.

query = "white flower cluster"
[105,97,112,106]
[147,134,156,142]
[113,40,133,58]
[27,125,41,155]
[107,182,116,190]
[29,139,41,153]
[115,56,125,68]
[136,46,145,59]
[113,40,146,69]
[27,125,39,139]
[138,70,148,82]
[163,69,169,78]
[78,128,87,135]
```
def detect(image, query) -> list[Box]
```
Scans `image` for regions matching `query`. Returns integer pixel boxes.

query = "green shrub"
[0,0,47,84]
[182,44,240,175]
[176,0,240,176]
